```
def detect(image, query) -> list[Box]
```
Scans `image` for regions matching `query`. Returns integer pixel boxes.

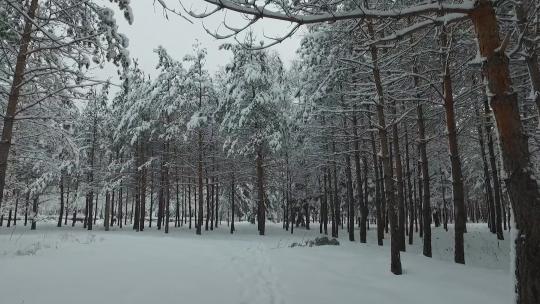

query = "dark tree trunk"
[256,147,266,235]
[24,191,29,226]
[368,20,401,274]
[342,113,355,242]
[484,97,504,240]
[30,197,38,230]
[205,175,210,231]
[13,193,18,226]
[197,132,204,235]
[58,176,64,227]
[105,191,110,231]
[417,104,432,258]
[230,172,235,234]
[475,100,496,232]
[391,102,406,252]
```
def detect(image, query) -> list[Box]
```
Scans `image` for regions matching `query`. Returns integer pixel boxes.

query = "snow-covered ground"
[0,222,512,304]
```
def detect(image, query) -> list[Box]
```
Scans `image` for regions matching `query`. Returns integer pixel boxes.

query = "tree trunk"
[484,97,504,240]
[471,2,540,302]
[58,175,64,227]
[30,197,38,230]
[104,190,110,231]
[230,172,235,234]
[256,147,266,235]
[353,105,367,243]
[368,20,401,274]
[391,102,406,252]
[417,104,432,258]
[440,27,466,264]
[197,131,204,235]
[342,113,355,242]
[139,145,146,232]
[0,0,39,208]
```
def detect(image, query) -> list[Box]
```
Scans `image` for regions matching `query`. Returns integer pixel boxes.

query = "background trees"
[1,1,539,303]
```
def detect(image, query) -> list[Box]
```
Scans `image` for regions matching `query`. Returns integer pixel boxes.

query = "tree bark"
[353,105,367,243]
[58,175,64,227]
[483,97,504,240]
[0,0,39,208]
[256,147,266,235]
[471,2,540,302]
[368,20,402,274]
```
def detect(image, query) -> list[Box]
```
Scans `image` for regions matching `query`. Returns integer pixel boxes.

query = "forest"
[0,0,539,304]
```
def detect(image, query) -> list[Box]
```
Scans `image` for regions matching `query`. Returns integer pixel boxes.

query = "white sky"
[93,0,303,86]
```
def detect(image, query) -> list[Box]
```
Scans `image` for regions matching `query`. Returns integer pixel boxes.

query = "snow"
[0,222,511,304]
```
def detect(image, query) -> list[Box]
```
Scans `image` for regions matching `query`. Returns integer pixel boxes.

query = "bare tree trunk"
[391,101,406,252]
[440,27,466,264]
[342,112,355,242]
[475,101,496,231]
[256,147,266,235]
[417,104,431,258]
[205,174,210,231]
[30,197,38,230]
[58,175,64,227]
[0,0,39,208]
[230,171,235,234]
[104,190,110,231]
[14,192,18,226]
[353,105,367,243]
[64,184,69,226]
[139,144,146,231]
[484,97,504,240]
[471,2,540,302]
[368,20,401,274]
[197,131,204,235]
[405,127,414,245]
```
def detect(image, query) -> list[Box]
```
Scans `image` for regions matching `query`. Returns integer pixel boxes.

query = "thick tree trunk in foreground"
[0,0,39,209]
[471,2,540,302]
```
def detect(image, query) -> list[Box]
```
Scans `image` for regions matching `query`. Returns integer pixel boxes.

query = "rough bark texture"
[471,2,540,302]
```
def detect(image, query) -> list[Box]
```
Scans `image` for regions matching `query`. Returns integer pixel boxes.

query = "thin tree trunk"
[368,19,401,274]
[30,196,38,230]
[417,104,431,258]
[440,27,466,264]
[105,191,110,231]
[256,147,266,235]
[230,171,235,234]
[58,175,64,227]
[484,96,504,240]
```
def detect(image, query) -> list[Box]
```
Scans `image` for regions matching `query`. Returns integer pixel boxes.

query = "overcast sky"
[93,0,303,86]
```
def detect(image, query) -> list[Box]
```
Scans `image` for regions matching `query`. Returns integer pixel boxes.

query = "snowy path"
[232,242,284,304]
[0,222,512,304]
